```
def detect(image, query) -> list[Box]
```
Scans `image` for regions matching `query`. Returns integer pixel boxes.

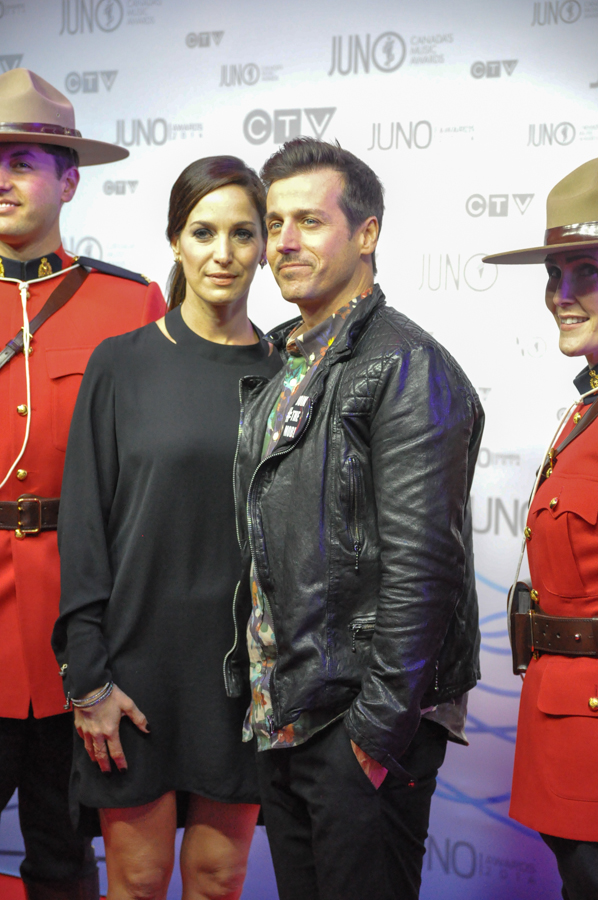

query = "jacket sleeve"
[51,339,119,700]
[344,343,482,779]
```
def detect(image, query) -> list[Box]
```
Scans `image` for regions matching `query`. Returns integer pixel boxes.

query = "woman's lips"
[208,273,236,284]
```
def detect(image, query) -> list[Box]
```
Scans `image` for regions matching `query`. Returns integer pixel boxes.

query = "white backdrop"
[2,0,598,896]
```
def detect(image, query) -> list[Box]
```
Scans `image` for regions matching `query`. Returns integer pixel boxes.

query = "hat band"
[545,221,598,245]
[0,122,81,138]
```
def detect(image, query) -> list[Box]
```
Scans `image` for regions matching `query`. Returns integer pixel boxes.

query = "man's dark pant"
[541,833,598,900]
[0,710,97,894]
[256,716,448,900]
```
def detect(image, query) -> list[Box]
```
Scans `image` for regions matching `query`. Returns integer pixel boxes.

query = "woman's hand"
[74,684,149,773]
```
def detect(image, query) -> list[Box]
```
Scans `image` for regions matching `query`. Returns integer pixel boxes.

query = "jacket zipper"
[232,380,247,552]
[222,580,241,694]
[347,456,362,571]
[349,620,376,651]
[244,399,314,720]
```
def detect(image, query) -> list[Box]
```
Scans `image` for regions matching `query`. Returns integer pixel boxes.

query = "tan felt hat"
[0,68,128,166]
[483,156,598,265]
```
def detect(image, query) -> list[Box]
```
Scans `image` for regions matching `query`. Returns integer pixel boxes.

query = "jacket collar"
[0,246,72,282]
[574,364,598,404]
[267,284,385,364]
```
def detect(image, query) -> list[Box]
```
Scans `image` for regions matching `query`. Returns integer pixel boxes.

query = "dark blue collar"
[0,252,63,282]
[573,364,598,403]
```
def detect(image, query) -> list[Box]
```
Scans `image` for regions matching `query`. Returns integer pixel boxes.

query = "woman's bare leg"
[180,796,259,900]
[100,792,177,900]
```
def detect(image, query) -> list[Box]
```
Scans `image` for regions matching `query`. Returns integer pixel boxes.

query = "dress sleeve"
[51,338,119,700]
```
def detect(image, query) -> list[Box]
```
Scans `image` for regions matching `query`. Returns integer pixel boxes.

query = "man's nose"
[0,165,13,192]
[275,221,301,254]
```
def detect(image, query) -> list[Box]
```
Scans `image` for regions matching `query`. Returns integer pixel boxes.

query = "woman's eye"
[546,266,560,280]
[578,264,598,278]
[235,229,254,241]
[193,228,212,240]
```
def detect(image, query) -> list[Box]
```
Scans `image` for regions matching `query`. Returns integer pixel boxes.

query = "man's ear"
[359,216,379,258]
[61,167,80,204]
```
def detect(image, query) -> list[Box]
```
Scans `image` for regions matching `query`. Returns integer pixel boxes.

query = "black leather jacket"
[225,286,484,779]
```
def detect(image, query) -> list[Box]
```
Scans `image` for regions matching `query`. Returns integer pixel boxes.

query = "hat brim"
[483,239,598,265]
[0,130,128,166]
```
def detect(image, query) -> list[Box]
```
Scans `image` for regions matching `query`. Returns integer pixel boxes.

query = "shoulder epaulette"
[76,256,152,286]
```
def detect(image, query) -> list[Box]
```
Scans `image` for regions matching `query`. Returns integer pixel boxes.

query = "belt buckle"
[16,496,41,536]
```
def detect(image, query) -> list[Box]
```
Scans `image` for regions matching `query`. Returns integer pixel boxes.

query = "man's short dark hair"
[260,138,384,274]
[40,144,80,178]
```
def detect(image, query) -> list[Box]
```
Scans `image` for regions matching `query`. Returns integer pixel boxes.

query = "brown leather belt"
[509,582,598,673]
[0,495,60,535]
[530,609,598,657]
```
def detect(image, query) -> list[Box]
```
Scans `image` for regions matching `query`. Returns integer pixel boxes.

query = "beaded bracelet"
[71,681,114,709]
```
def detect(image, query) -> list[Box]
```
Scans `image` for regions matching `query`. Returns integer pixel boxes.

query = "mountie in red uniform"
[511,367,598,841]
[0,247,165,720]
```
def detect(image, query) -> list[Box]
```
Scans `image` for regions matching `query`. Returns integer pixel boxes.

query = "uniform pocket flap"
[537,655,598,717]
[531,477,598,526]
[45,347,95,379]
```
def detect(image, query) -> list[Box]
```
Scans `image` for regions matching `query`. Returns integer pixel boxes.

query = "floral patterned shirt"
[243,292,367,750]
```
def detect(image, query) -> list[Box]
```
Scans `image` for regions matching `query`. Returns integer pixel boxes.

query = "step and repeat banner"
[2,0,598,896]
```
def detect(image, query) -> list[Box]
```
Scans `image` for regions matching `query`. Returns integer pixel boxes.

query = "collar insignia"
[38,257,52,277]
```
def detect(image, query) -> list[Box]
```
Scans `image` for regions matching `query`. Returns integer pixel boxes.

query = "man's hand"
[351,740,388,789]
[74,684,149,773]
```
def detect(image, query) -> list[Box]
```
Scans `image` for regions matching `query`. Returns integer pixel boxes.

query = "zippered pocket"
[347,456,364,571]
[349,616,376,652]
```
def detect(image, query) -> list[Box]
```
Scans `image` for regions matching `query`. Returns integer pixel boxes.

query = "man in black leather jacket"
[225,139,484,900]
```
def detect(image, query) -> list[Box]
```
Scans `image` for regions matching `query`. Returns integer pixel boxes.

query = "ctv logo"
[0,54,22,72]
[103,181,138,195]
[465,194,534,216]
[65,71,117,93]
[186,31,223,47]
[470,60,517,78]
[243,108,336,145]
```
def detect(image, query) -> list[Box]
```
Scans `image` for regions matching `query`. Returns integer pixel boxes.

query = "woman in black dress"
[52,157,282,900]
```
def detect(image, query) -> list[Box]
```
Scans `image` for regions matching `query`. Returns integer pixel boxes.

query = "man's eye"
[268,222,281,233]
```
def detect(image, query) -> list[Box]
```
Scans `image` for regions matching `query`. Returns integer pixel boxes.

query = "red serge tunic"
[511,373,598,840]
[0,247,165,720]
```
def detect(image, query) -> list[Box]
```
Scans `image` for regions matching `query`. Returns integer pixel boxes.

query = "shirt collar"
[286,287,373,362]
[0,246,74,282]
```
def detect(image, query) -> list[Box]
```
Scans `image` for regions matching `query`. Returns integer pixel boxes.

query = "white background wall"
[2,0,598,896]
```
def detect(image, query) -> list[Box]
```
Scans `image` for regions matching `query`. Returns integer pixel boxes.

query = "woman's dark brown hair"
[166,156,266,309]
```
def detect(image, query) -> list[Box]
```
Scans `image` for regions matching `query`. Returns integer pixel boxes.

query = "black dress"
[53,305,282,826]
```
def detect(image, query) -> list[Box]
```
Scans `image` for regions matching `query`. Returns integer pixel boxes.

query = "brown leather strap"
[531,606,598,657]
[0,265,89,372]
[0,495,60,533]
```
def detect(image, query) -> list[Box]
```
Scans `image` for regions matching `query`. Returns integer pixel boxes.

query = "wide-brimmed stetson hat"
[483,157,598,265]
[0,68,128,166]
